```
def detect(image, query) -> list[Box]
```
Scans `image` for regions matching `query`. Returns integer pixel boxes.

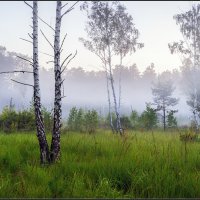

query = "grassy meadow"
[0,130,200,198]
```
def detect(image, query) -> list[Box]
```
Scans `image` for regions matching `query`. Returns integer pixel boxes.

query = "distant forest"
[0,45,191,124]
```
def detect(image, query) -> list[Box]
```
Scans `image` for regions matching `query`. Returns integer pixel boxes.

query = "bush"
[0,106,18,133]
[84,109,99,134]
[67,107,99,134]
[139,104,158,130]
[130,110,140,129]
[0,102,53,133]
[120,115,132,130]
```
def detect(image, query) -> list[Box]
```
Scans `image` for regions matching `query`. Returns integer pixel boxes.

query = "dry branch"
[0,70,33,74]
[61,50,77,73]
[11,79,34,87]
[16,55,33,65]
[24,1,33,9]
[38,16,55,31]
[40,29,54,49]
[20,37,33,44]
[61,1,79,19]
[60,33,67,52]
[61,53,72,68]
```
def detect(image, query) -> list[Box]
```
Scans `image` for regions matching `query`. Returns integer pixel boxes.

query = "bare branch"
[0,70,33,75]
[61,2,68,10]
[24,1,33,9]
[19,37,33,44]
[61,96,66,99]
[11,79,34,88]
[40,29,54,49]
[39,51,54,57]
[38,16,55,31]
[59,33,67,52]
[61,50,77,73]
[61,1,79,19]
[46,61,54,64]
[28,33,33,40]
[61,53,72,68]
[16,55,33,65]
[60,78,65,86]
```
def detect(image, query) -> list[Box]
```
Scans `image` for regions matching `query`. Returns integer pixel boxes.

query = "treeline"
[0,102,178,133]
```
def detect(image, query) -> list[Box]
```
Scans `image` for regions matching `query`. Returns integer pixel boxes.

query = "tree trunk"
[33,1,50,164]
[50,1,62,162]
[108,46,123,135]
[163,107,166,131]
[105,66,114,133]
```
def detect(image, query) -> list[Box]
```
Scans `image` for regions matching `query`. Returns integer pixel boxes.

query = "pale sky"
[0,1,198,73]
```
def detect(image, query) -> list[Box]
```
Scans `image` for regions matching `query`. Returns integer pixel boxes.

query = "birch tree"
[1,1,78,164]
[48,1,78,162]
[32,1,50,164]
[169,3,200,132]
[0,1,50,164]
[80,1,143,135]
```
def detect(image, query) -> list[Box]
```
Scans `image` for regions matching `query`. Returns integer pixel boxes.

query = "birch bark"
[50,1,62,162]
[33,1,50,164]
[108,45,123,135]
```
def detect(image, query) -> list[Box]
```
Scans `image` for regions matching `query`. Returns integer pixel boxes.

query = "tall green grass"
[0,130,200,198]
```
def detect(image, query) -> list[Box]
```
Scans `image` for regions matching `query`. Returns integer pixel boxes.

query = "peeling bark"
[32,1,50,164]
[50,1,62,162]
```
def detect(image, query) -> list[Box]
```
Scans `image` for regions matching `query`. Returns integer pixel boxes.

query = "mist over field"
[0,46,191,125]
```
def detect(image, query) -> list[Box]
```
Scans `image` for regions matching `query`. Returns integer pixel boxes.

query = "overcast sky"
[0,1,199,73]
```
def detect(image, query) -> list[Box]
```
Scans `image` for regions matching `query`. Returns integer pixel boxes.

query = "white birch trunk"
[105,65,114,133]
[50,0,62,162]
[108,46,123,135]
[32,1,50,164]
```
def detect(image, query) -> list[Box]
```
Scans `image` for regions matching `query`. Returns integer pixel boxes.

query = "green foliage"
[139,104,158,130]
[42,106,53,132]
[17,108,35,131]
[75,108,85,132]
[0,103,53,133]
[84,109,99,134]
[120,115,132,130]
[130,110,140,129]
[167,110,177,128]
[0,131,200,198]
[0,106,18,133]
[67,107,78,131]
[67,107,99,134]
